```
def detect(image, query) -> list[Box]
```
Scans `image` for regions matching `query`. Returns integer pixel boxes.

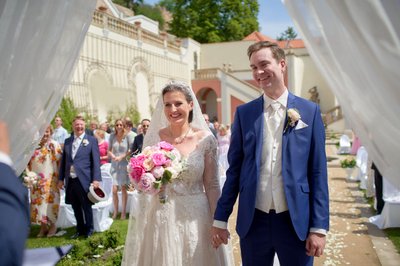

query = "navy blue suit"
[214,93,329,265]
[59,134,101,235]
[0,162,29,266]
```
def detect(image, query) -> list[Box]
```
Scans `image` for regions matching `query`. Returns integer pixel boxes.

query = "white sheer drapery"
[0,0,96,175]
[283,0,400,189]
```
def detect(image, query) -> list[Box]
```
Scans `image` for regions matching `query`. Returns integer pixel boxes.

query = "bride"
[122,81,234,266]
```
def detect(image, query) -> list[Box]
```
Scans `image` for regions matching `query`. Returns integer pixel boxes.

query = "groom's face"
[250,47,286,94]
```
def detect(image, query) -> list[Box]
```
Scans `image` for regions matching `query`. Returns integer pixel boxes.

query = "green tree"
[112,0,165,31]
[276,26,298,41]
[111,0,143,10]
[135,4,165,30]
[53,97,79,132]
[106,105,141,126]
[111,0,132,9]
[160,0,259,43]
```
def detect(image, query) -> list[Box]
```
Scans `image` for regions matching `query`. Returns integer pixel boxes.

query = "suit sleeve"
[214,109,243,222]
[0,163,29,266]
[308,105,329,230]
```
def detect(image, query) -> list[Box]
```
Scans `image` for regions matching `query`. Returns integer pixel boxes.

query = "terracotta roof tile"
[277,39,305,49]
[243,31,276,42]
[243,32,305,49]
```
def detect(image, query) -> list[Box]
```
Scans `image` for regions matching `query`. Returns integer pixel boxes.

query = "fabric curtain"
[0,0,96,175]
[283,0,400,189]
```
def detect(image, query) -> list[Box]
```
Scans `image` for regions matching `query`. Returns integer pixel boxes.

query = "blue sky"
[144,0,297,39]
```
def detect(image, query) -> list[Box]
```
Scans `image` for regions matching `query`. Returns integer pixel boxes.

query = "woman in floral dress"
[28,125,62,237]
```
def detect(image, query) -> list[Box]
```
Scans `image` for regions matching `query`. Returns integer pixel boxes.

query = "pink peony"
[151,166,165,179]
[129,166,145,183]
[130,155,145,168]
[158,141,174,151]
[152,152,167,166]
[137,173,157,194]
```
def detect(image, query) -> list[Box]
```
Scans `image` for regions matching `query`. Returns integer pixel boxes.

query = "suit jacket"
[59,134,101,204]
[131,133,144,155]
[214,92,329,241]
[0,163,29,266]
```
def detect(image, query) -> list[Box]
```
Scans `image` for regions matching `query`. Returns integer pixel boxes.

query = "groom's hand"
[306,232,326,257]
[211,226,230,249]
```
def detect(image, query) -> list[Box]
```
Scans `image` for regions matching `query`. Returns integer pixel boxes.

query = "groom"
[212,41,329,265]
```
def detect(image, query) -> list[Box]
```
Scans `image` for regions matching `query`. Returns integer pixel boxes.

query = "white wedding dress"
[122,134,234,266]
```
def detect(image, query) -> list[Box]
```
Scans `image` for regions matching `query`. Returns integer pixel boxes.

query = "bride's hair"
[161,81,194,123]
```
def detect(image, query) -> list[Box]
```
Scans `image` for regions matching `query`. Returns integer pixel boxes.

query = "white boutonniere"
[82,139,89,146]
[284,108,301,132]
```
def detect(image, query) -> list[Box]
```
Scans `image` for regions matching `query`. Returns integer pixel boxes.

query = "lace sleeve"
[202,134,221,216]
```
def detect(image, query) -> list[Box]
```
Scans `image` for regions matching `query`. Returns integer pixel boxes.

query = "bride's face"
[163,91,193,125]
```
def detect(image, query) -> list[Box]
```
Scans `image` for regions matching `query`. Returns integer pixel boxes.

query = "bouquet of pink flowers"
[128,141,185,203]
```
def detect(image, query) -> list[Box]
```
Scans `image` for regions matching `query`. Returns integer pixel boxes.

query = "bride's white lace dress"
[122,134,234,266]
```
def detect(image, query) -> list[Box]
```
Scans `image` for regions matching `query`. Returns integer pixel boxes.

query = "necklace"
[170,126,192,144]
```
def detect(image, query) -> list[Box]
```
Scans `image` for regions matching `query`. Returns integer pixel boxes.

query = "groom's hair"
[162,81,194,123]
[247,41,286,63]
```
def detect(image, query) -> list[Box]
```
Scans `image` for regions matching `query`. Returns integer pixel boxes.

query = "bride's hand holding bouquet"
[128,141,185,203]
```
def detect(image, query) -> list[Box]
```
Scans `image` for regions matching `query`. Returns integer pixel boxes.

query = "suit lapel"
[66,137,74,161]
[74,135,87,158]
[282,92,296,153]
[254,96,264,175]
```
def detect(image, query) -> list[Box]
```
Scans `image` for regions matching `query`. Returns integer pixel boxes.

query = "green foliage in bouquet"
[340,158,356,168]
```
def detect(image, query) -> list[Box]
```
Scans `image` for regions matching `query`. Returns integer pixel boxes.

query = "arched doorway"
[196,88,218,122]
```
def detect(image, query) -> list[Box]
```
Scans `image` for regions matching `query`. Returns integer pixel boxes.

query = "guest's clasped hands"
[211,226,230,249]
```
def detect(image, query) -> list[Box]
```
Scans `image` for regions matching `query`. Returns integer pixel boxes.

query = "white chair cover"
[383,177,400,202]
[356,146,368,189]
[369,177,400,229]
[111,190,140,216]
[338,134,351,154]
[92,169,113,232]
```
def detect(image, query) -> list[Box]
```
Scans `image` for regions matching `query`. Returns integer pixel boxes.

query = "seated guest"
[28,125,62,237]
[131,119,150,155]
[0,121,30,265]
[94,129,109,166]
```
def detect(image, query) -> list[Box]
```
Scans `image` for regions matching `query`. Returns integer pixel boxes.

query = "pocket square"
[295,119,308,130]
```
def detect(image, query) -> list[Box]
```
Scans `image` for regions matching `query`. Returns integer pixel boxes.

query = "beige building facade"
[66,1,339,127]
